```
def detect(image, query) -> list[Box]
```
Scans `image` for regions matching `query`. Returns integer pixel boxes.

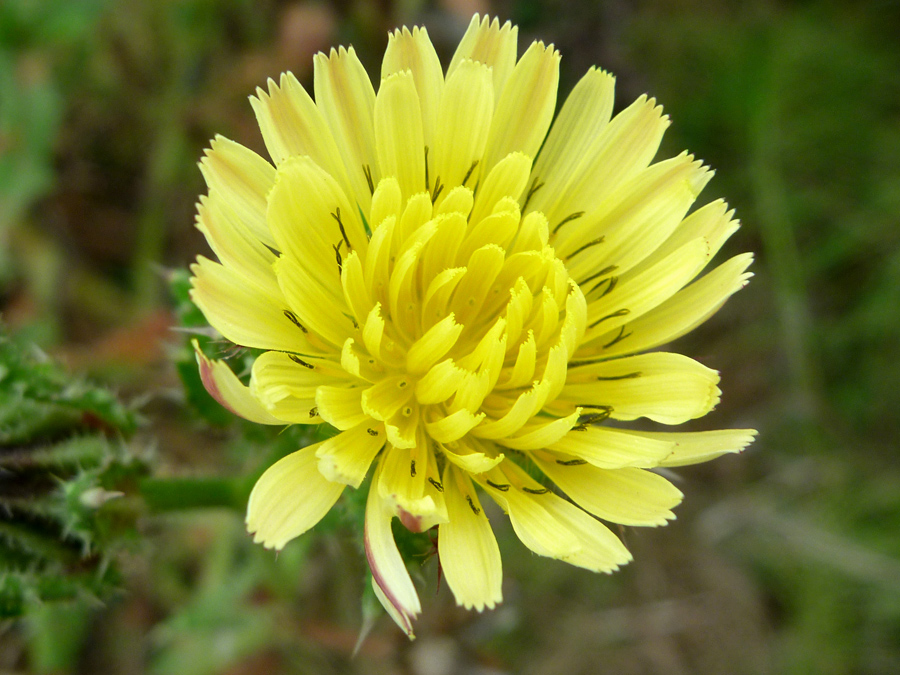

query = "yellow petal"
[482,41,559,176]
[539,495,632,573]
[473,380,551,439]
[375,70,425,200]
[313,46,377,213]
[250,73,349,189]
[250,351,347,423]
[195,193,279,297]
[425,409,485,444]
[315,385,368,430]
[340,249,373,325]
[274,255,355,348]
[361,374,414,421]
[438,466,503,611]
[385,401,419,449]
[582,237,711,342]
[377,445,448,532]
[193,341,283,425]
[433,59,493,192]
[563,154,711,281]
[625,199,739,280]
[548,425,675,469]
[441,438,505,474]
[370,176,403,229]
[189,256,313,353]
[590,253,754,358]
[495,410,580,450]
[199,136,276,248]
[421,266,466,327]
[527,67,616,216]
[247,445,345,550]
[415,358,463,405]
[450,245,506,326]
[382,26,443,170]
[545,95,670,232]
[470,151,532,226]
[316,423,385,488]
[447,15,518,103]
[533,455,683,527]
[497,329,536,390]
[636,428,758,468]
[479,461,581,560]
[406,313,463,375]
[459,209,520,263]
[561,352,721,425]
[267,155,368,291]
[435,185,474,218]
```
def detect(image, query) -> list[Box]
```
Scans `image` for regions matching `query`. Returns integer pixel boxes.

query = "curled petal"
[365,461,421,638]
[193,340,282,425]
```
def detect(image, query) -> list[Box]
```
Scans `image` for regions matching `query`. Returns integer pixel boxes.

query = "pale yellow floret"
[315,384,368,430]
[382,26,444,162]
[441,438,504,474]
[533,453,684,527]
[414,359,463,404]
[547,425,676,469]
[438,465,503,611]
[527,67,616,217]
[249,351,336,423]
[198,136,276,248]
[247,445,345,550]
[561,352,721,425]
[406,314,463,375]
[425,409,485,443]
[494,410,581,450]
[365,461,421,637]
[195,193,280,297]
[250,73,351,201]
[538,496,632,573]
[190,256,309,353]
[377,445,448,532]
[581,237,712,343]
[313,46,377,214]
[625,199,738,278]
[481,41,559,174]
[375,70,425,201]
[432,59,494,194]
[315,423,385,488]
[587,253,754,358]
[638,428,758,467]
[274,255,354,348]
[448,15,518,104]
[470,151,532,225]
[481,461,582,560]
[540,95,669,231]
[561,154,711,281]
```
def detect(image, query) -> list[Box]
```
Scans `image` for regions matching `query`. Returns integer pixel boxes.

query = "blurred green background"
[1,0,899,673]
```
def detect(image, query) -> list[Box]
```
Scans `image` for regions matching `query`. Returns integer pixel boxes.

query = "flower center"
[345,174,587,454]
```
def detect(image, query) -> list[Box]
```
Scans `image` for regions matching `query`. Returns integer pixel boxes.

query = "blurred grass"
[2,0,899,673]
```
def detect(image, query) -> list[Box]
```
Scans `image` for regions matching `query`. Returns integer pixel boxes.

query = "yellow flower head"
[190,15,756,637]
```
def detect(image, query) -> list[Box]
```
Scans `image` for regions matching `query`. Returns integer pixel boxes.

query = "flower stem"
[138,476,249,512]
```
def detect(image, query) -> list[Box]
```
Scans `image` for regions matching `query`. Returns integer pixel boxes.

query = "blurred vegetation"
[1,0,899,673]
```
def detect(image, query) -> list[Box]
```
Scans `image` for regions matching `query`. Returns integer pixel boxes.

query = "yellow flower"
[190,15,756,637]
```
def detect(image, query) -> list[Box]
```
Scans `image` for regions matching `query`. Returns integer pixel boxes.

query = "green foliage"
[0,330,145,618]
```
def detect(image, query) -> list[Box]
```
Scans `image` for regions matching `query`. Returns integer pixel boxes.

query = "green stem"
[138,477,248,512]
